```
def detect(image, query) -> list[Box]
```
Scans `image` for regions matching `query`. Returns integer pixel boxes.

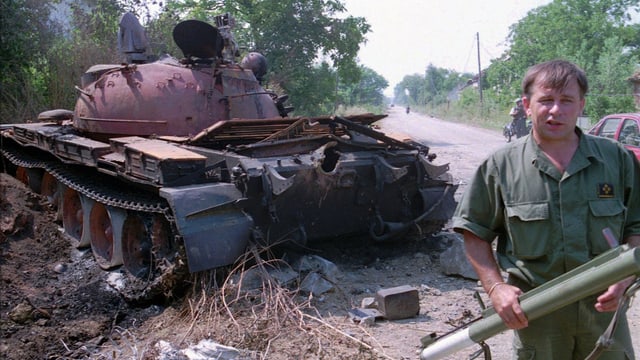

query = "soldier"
[509,98,528,138]
[453,60,640,359]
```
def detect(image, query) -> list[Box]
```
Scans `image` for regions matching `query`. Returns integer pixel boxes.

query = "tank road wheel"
[40,172,60,207]
[121,215,150,278]
[15,166,43,193]
[150,214,172,259]
[118,212,185,304]
[89,203,125,269]
[122,213,172,278]
[62,187,85,246]
[40,172,63,221]
[15,166,30,187]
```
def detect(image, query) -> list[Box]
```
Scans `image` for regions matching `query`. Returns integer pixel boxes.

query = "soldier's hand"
[595,276,636,312]
[490,284,528,329]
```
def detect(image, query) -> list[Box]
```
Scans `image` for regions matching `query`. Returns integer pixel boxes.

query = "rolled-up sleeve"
[452,155,505,243]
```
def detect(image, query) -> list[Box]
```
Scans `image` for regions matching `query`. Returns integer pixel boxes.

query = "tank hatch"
[172,19,223,59]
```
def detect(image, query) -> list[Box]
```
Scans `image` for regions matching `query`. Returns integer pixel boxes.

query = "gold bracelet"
[487,281,506,296]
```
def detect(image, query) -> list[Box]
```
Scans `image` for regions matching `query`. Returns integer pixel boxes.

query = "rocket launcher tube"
[420,245,640,360]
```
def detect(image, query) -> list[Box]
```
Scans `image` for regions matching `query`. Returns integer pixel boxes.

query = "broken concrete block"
[375,285,419,320]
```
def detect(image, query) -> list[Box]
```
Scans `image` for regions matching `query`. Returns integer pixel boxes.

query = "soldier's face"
[523,79,584,144]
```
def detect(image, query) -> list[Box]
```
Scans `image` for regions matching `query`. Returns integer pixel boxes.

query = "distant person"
[406,106,410,114]
[509,98,528,138]
[453,59,640,359]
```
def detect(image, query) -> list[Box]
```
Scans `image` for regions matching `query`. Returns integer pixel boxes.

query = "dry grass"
[92,239,397,359]
[165,244,394,359]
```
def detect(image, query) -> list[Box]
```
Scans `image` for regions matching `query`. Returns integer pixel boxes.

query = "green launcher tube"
[420,245,640,360]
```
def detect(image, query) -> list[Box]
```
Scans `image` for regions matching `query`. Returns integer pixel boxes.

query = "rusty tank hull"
[0,13,457,302]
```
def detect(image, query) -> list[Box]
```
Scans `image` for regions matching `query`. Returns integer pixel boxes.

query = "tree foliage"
[2,0,379,122]
[155,0,372,115]
[1,0,57,122]
[393,67,476,110]
[1,0,148,122]
[338,66,388,107]
[419,0,640,124]
[4,0,638,124]
[483,0,640,120]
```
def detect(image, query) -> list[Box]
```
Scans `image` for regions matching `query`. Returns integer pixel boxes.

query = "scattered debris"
[53,263,68,274]
[348,285,420,324]
[376,285,420,320]
[8,301,34,324]
[439,234,479,280]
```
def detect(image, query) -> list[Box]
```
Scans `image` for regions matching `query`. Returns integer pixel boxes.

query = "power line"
[586,93,637,97]
[462,35,476,74]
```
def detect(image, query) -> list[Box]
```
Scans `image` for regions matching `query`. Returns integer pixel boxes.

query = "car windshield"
[619,119,639,146]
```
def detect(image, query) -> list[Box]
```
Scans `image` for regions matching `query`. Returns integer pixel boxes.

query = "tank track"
[2,146,168,213]
[1,146,190,303]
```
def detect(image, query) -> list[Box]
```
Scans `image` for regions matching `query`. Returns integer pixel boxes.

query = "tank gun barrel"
[420,244,640,359]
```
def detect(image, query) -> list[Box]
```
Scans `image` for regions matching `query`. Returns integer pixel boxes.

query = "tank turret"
[74,14,281,138]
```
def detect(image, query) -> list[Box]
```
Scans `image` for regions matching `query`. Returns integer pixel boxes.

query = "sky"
[341,0,553,96]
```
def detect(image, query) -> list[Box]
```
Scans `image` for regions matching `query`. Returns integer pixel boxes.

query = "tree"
[1,0,57,122]
[423,65,471,107]
[503,0,638,74]
[1,0,144,122]
[45,0,128,109]
[586,36,638,119]
[339,66,388,107]
[483,0,640,119]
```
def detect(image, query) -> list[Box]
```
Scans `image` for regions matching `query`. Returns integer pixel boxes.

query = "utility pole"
[334,72,339,114]
[477,32,483,104]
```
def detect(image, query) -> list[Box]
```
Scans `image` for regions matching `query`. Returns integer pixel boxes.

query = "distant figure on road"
[406,106,410,114]
[509,98,528,138]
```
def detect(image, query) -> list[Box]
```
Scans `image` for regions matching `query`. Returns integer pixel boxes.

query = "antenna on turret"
[215,13,240,63]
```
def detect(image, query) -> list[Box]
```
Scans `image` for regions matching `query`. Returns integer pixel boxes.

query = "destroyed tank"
[0,13,457,302]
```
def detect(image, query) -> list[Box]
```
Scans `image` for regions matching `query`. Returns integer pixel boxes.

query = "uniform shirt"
[452,128,640,287]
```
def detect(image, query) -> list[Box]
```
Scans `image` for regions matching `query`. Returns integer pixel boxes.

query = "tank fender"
[159,183,253,273]
[263,164,295,196]
[374,155,408,190]
[418,186,458,222]
[419,156,450,180]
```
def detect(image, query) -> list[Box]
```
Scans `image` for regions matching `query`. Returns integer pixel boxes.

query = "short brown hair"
[522,60,588,98]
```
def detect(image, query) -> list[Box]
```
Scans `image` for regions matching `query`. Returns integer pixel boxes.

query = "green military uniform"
[453,128,640,359]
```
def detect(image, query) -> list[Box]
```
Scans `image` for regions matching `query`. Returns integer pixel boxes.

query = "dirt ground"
[1,107,638,359]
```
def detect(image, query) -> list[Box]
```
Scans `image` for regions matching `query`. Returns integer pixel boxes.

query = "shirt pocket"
[505,202,550,259]
[588,199,625,255]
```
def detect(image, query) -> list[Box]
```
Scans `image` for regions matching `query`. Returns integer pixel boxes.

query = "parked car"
[587,113,640,161]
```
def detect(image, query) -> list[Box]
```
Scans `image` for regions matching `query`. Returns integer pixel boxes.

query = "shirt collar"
[575,127,605,163]
[527,127,599,177]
